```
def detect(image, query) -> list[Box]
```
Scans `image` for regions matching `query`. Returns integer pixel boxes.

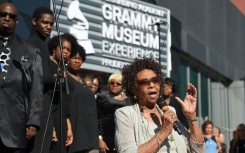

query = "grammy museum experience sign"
[51,0,171,75]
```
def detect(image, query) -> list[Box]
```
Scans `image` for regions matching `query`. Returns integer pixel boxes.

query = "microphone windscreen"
[156,97,168,112]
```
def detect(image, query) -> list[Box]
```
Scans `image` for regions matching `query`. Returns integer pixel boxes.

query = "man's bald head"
[0,2,18,36]
[0,2,17,13]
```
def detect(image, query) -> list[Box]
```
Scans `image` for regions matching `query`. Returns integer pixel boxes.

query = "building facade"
[5,0,245,146]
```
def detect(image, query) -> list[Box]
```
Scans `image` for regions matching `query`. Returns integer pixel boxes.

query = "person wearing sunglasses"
[114,57,205,153]
[0,2,43,153]
[97,73,131,153]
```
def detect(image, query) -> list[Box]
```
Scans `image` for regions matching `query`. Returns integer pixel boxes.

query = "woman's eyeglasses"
[136,76,160,86]
[110,81,122,86]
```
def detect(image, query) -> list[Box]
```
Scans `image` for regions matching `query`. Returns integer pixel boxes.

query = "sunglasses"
[136,76,160,86]
[110,81,122,86]
[0,11,18,21]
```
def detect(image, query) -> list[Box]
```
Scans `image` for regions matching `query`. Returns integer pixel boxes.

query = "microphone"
[148,21,167,26]
[156,97,182,135]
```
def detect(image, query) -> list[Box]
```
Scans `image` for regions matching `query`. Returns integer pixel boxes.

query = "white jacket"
[115,103,206,153]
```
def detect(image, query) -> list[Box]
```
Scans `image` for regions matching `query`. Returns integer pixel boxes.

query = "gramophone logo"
[67,0,95,54]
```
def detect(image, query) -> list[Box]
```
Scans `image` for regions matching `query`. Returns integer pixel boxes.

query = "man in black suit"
[0,2,43,153]
[28,6,54,87]
[26,7,54,153]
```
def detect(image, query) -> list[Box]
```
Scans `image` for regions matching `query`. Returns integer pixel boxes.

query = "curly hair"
[48,33,78,55]
[164,77,178,94]
[122,57,164,98]
[70,44,86,62]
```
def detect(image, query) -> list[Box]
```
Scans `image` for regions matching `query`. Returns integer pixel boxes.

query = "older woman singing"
[115,57,205,153]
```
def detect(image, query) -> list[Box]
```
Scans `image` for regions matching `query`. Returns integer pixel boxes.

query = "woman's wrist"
[186,113,196,121]
[155,134,162,151]
[162,126,171,134]
[187,118,198,123]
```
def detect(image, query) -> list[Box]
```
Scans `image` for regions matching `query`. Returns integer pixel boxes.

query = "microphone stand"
[38,1,68,153]
[155,23,182,135]
[56,19,69,153]
[154,22,162,96]
[156,23,161,65]
[154,22,169,93]
[52,1,69,153]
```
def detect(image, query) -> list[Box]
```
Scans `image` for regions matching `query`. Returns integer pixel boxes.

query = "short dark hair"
[92,74,103,92]
[202,120,214,133]
[83,74,103,92]
[164,77,177,94]
[122,57,164,98]
[48,33,78,55]
[70,44,86,62]
[90,74,102,86]
[33,7,54,20]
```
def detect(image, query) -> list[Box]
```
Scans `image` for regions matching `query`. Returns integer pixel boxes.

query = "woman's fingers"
[162,110,178,127]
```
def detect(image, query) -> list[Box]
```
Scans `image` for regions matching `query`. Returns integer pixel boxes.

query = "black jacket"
[27,29,52,93]
[0,34,43,148]
[68,76,99,153]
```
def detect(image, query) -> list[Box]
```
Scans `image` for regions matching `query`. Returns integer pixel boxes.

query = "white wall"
[228,80,245,136]
[211,80,245,146]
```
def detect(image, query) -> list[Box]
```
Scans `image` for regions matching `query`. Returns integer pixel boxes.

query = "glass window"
[189,66,198,114]
[179,59,187,99]
[201,74,209,118]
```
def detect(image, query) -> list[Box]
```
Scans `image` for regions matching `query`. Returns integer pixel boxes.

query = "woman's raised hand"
[175,83,197,120]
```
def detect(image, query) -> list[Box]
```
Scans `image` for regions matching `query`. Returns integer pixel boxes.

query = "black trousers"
[74,150,99,153]
[0,137,25,153]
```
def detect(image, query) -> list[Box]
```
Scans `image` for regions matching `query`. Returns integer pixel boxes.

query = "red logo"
[231,0,245,16]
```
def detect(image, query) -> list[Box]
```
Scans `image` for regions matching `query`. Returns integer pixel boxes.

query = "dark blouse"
[230,139,245,153]
[27,29,52,92]
[68,75,99,153]
[169,96,189,129]
[50,61,73,153]
[97,94,131,152]
[26,31,54,153]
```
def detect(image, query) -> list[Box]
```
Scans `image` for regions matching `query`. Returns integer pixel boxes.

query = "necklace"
[108,92,125,100]
[138,104,177,152]
[139,104,157,112]
[67,72,83,84]
[140,104,175,142]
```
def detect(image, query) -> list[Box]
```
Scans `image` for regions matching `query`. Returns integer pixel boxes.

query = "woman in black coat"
[97,73,131,153]
[67,44,99,153]
[48,33,77,153]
